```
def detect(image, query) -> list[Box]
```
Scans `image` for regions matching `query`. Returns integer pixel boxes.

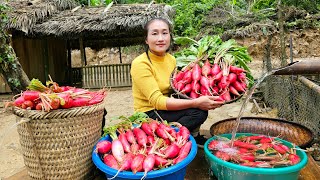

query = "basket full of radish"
[171,35,254,103]
[92,112,197,180]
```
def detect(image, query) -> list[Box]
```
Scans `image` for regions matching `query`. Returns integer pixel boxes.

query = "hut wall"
[12,35,67,84]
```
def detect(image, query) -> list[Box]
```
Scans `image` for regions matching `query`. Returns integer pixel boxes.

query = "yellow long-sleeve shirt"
[131,51,176,112]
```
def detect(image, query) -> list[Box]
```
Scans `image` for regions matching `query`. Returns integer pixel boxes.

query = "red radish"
[272,144,287,154]
[109,153,134,180]
[119,133,131,153]
[211,63,221,75]
[182,70,192,84]
[260,143,272,150]
[288,153,300,165]
[176,82,185,91]
[174,141,192,164]
[133,127,148,148]
[228,73,237,83]
[192,64,202,81]
[72,97,89,107]
[112,139,125,162]
[230,65,245,74]
[232,81,246,92]
[131,143,140,155]
[215,151,231,161]
[208,77,215,88]
[229,85,240,96]
[202,60,211,77]
[177,126,190,142]
[35,102,43,110]
[14,96,25,107]
[200,85,210,96]
[103,154,119,170]
[233,140,258,150]
[220,90,231,101]
[96,140,112,154]
[211,87,219,95]
[125,129,137,144]
[238,148,249,153]
[189,91,199,99]
[131,154,145,174]
[88,94,105,105]
[141,154,156,179]
[147,135,155,146]
[155,127,168,140]
[163,143,180,159]
[50,98,60,110]
[141,122,154,136]
[192,81,201,93]
[260,137,274,143]
[154,155,169,167]
[60,86,72,92]
[219,76,229,89]
[243,135,266,141]
[238,73,247,81]
[23,100,34,109]
[278,144,290,152]
[174,70,185,82]
[180,83,192,94]
[239,153,255,162]
[58,93,73,109]
[208,140,230,150]
[149,120,159,133]
[214,71,223,81]
[200,76,213,95]
[23,90,40,101]
[241,81,247,89]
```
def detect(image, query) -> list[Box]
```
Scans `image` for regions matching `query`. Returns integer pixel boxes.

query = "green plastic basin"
[204,133,308,180]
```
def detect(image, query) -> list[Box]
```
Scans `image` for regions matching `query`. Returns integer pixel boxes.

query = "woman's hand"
[193,96,224,111]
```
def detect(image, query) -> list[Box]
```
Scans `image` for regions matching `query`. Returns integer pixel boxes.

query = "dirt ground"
[1,28,320,179]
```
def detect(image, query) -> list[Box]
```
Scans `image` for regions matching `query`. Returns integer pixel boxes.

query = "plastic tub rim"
[92,135,197,179]
[204,133,308,175]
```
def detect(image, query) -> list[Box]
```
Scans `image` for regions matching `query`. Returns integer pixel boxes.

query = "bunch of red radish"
[95,119,193,180]
[172,60,247,102]
[208,134,301,168]
[10,86,106,112]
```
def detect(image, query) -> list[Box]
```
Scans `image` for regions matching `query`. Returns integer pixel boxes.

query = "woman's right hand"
[193,96,224,111]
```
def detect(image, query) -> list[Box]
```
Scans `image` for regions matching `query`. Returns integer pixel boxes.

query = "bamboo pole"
[299,76,320,96]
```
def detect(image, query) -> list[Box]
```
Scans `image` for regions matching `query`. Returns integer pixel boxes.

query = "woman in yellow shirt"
[130,17,222,147]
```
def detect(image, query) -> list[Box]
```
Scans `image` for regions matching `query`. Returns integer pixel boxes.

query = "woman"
[130,17,222,147]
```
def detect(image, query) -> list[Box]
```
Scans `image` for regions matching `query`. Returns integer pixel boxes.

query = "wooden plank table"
[5,153,320,180]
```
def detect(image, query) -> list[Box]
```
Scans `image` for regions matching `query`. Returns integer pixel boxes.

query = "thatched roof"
[6,0,78,33]
[7,1,175,48]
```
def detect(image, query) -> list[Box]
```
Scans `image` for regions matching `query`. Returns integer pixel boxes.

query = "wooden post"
[42,38,49,81]
[67,40,72,84]
[79,37,87,66]
[119,46,122,63]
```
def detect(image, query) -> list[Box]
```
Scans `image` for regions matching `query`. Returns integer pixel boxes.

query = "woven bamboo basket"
[210,117,314,148]
[13,100,106,180]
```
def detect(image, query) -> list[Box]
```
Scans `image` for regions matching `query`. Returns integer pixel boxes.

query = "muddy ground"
[1,28,320,178]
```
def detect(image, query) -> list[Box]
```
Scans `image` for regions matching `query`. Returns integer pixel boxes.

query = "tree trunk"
[0,32,30,94]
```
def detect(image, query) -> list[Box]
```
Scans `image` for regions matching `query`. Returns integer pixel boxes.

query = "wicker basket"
[210,117,314,148]
[13,101,106,180]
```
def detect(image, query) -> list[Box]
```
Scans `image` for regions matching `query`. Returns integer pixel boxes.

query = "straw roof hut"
[6,0,175,86]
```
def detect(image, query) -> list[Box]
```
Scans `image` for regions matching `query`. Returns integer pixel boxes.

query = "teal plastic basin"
[204,133,308,180]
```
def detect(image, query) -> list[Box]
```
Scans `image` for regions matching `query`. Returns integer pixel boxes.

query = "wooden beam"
[299,76,320,96]
[119,46,122,64]
[67,40,72,84]
[79,37,87,66]
[42,38,49,81]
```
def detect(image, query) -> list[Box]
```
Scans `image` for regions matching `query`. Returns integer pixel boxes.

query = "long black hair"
[143,17,174,54]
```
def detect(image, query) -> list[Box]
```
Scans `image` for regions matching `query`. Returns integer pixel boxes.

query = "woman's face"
[146,20,171,56]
